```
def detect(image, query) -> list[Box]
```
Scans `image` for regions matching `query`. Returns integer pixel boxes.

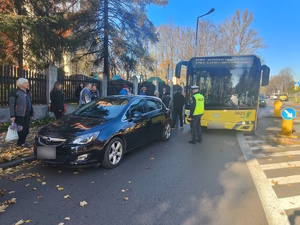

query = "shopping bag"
[63,103,67,114]
[5,126,19,142]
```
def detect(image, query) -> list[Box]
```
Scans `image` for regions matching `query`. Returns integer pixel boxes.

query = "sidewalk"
[255,100,300,145]
[0,127,39,169]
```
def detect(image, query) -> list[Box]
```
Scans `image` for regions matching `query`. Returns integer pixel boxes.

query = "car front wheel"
[102,137,124,168]
[161,121,172,141]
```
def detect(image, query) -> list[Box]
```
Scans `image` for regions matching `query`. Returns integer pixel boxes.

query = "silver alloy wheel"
[164,122,171,139]
[108,141,123,165]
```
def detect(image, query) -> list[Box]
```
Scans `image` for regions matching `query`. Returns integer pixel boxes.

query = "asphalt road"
[0,126,268,225]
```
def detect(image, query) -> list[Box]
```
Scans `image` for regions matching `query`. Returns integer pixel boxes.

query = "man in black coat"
[172,90,185,129]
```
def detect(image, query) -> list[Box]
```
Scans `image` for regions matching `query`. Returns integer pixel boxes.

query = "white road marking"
[269,175,300,186]
[260,161,300,170]
[250,144,300,151]
[237,132,290,225]
[279,196,300,210]
[246,139,268,144]
[254,150,300,158]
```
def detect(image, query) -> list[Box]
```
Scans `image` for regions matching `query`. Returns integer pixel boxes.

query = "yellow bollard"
[273,100,282,117]
[277,119,297,138]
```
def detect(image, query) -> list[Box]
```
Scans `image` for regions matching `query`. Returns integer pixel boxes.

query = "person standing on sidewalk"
[50,81,64,119]
[9,78,34,147]
[172,89,185,129]
[79,83,92,107]
[75,82,84,100]
[188,86,204,144]
[91,84,100,101]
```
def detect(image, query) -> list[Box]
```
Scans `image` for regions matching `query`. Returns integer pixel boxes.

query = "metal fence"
[0,65,46,107]
[59,74,102,103]
[108,80,133,95]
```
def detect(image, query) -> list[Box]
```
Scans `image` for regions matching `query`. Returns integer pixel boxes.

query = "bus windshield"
[185,56,261,110]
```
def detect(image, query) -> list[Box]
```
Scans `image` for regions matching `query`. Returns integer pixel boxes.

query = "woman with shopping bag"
[8,78,34,147]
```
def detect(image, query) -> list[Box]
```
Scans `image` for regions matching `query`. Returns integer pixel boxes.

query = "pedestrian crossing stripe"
[268,175,300,186]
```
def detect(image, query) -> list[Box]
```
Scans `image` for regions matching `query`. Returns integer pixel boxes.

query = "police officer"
[189,86,204,144]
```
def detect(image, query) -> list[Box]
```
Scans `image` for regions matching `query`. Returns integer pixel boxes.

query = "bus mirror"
[175,61,188,78]
[261,65,270,86]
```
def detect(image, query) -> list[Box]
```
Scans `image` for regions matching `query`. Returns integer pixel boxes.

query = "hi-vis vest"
[193,93,204,115]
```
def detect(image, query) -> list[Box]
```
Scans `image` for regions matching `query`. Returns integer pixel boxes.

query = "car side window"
[146,99,161,112]
[123,99,146,121]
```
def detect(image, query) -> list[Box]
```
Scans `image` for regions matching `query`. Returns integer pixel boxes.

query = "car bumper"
[34,140,105,167]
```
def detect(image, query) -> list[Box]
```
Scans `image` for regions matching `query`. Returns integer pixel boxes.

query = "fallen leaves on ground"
[267,137,300,146]
[0,127,41,163]
[124,197,129,201]
[80,201,88,207]
[10,173,40,182]
[65,217,70,221]
[271,180,279,185]
[64,195,70,199]
[0,198,17,213]
[0,161,40,178]
[15,219,24,225]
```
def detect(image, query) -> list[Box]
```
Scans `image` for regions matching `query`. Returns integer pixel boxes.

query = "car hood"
[39,115,111,139]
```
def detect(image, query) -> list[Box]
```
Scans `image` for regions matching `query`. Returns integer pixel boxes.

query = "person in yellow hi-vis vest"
[188,86,204,144]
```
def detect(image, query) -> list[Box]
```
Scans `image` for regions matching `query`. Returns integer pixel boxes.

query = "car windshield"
[74,98,129,119]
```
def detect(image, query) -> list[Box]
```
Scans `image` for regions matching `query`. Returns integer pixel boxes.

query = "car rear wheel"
[161,121,172,141]
[102,137,124,168]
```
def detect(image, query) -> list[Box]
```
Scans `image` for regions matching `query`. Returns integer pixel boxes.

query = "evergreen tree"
[87,0,168,79]
[0,0,97,71]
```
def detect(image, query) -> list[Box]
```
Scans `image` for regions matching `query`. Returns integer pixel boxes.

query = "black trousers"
[190,114,202,142]
[54,111,63,119]
[172,109,183,128]
[15,114,30,145]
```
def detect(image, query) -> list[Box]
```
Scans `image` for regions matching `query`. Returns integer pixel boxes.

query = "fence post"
[132,76,138,95]
[101,74,107,97]
[45,65,57,107]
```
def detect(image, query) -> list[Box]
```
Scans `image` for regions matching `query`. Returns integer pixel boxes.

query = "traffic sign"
[294,82,300,87]
[281,107,297,120]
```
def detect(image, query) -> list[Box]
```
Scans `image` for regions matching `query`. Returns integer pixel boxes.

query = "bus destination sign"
[192,56,254,67]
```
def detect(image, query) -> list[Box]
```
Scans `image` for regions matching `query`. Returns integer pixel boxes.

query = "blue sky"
[147,0,300,82]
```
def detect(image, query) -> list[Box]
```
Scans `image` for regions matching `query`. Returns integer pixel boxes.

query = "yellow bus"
[175,55,270,132]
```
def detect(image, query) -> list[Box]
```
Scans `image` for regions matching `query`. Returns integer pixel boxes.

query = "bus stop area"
[255,101,300,145]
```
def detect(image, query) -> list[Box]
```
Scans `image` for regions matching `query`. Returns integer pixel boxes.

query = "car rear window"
[74,99,129,119]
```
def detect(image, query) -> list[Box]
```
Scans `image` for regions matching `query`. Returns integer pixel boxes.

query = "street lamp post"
[195,8,215,56]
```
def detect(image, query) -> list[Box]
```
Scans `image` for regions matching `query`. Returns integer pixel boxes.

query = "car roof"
[100,95,162,101]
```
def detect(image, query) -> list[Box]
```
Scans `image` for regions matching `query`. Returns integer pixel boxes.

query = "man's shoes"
[188,140,196,144]
[197,139,202,143]
[18,143,32,148]
[180,126,184,129]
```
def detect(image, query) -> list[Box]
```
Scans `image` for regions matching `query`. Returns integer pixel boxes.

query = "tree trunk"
[103,0,109,79]
[16,0,23,76]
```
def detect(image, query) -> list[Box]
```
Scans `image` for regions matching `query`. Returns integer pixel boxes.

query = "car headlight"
[69,131,100,145]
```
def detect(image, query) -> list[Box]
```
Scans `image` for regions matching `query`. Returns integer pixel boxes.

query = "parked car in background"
[270,94,278,100]
[278,94,288,101]
[34,95,172,168]
[259,94,267,107]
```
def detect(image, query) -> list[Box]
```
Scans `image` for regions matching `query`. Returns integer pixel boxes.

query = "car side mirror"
[133,111,143,118]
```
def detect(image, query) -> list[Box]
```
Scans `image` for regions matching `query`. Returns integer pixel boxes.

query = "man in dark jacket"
[9,78,34,147]
[91,85,100,101]
[172,90,185,129]
[162,92,172,109]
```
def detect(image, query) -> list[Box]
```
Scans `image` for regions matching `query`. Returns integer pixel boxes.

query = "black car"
[259,94,267,107]
[34,95,172,168]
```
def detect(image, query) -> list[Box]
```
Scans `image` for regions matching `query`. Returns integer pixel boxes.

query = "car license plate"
[37,146,56,159]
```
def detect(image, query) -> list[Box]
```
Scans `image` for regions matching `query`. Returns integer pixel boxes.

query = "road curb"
[0,155,36,169]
